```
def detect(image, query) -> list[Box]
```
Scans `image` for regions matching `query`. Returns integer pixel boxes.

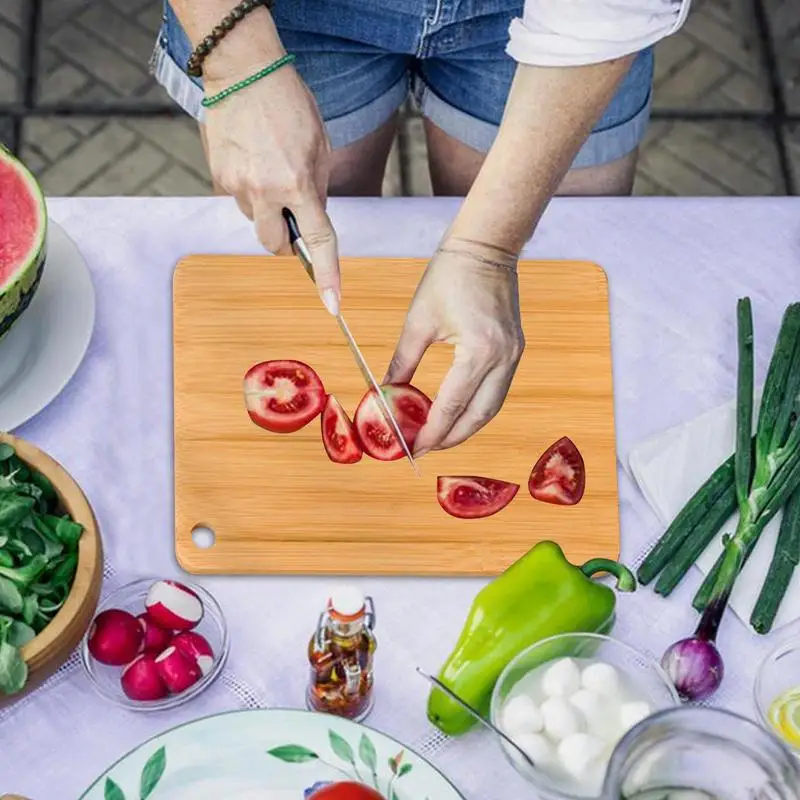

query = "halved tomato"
[321,394,362,464]
[308,783,384,800]
[528,436,586,505]
[244,360,326,434]
[353,383,432,461]
[437,476,519,519]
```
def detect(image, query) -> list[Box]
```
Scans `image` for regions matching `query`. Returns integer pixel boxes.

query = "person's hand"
[202,62,341,314]
[384,237,525,456]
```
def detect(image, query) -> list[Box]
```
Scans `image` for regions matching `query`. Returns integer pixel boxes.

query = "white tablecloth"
[3,196,800,799]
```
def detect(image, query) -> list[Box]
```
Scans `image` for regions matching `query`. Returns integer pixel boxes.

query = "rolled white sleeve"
[506,0,692,67]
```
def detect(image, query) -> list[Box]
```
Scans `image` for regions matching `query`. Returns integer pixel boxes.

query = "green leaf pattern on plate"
[101,746,166,800]
[268,729,417,798]
[103,778,125,800]
[103,722,433,800]
[139,746,166,799]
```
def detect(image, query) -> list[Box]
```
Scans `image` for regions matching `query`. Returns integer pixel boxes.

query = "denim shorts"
[150,0,654,169]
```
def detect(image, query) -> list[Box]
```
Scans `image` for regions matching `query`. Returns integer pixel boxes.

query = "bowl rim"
[754,633,800,752]
[1,432,103,667]
[80,576,230,711]
[489,631,680,798]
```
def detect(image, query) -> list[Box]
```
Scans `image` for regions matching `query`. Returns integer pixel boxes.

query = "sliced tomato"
[308,783,384,800]
[320,394,362,464]
[353,383,432,461]
[437,476,519,519]
[244,360,326,434]
[528,436,586,505]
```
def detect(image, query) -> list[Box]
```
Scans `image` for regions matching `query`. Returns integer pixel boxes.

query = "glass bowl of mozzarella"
[490,633,680,799]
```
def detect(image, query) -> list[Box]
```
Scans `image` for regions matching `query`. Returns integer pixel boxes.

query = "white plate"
[79,708,466,799]
[0,219,95,431]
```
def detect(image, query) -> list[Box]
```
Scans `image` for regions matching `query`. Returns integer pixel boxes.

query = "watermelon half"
[0,143,47,340]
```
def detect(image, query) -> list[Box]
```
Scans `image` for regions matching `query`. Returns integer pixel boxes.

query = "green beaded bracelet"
[201,53,296,109]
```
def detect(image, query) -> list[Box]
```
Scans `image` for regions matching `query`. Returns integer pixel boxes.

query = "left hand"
[384,237,525,456]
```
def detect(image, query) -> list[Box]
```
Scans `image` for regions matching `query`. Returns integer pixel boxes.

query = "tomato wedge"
[528,436,586,505]
[320,394,362,464]
[244,360,326,434]
[437,476,519,519]
[353,383,432,461]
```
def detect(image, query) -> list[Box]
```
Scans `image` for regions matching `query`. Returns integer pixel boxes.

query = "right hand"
[202,59,341,314]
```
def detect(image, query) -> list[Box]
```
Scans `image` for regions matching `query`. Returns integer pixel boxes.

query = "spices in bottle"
[307,586,377,721]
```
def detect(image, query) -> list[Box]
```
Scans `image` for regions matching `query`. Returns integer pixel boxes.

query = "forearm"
[170,0,285,80]
[449,57,634,255]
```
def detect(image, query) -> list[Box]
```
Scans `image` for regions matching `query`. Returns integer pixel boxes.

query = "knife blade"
[281,208,420,476]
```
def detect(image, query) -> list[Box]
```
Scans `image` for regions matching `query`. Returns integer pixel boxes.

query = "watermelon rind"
[0,143,47,340]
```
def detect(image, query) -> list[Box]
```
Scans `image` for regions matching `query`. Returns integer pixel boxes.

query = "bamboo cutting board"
[173,256,619,576]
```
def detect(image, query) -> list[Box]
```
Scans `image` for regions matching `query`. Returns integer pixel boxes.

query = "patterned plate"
[79,708,465,799]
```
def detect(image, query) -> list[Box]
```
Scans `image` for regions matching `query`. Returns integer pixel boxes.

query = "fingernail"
[414,447,429,459]
[322,289,339,316]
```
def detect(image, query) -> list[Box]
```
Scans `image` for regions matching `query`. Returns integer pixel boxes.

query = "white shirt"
[507,0,692,66]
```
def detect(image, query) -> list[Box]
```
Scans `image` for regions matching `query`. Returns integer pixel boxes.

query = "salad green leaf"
[0,444,84,696]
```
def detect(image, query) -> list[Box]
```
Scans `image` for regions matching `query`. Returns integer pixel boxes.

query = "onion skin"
[661,636,724,702]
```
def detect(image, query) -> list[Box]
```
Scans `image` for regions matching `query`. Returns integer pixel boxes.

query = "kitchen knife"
[281,208,420,476]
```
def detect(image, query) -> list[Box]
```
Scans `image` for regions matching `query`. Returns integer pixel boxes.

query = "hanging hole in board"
[191,525,216,549]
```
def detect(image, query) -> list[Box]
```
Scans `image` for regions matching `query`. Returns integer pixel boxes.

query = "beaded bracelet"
[201,53,296,108]
[187,0,273,79]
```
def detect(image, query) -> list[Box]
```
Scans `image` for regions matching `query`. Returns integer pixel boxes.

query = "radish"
[137,613,173,654]
[87,609,144,666]
[145,580,203,632]
[155,645,202,693]
[121,654,168,701]
[172,631,215,676]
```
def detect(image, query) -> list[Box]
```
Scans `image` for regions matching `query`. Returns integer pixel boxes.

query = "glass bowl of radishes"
[80,578,229,711]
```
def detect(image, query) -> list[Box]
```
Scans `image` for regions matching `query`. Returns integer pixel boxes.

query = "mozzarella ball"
[542,658,582,697]
[541,696,584,741]
[502,694,543,736]
[581,661,620,698]
[569,688,604,725]
[514,732,556,769]
[620,701,651,732]
[557,732,605,779]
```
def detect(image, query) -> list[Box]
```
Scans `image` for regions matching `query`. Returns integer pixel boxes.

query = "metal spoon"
[415,667,536,770]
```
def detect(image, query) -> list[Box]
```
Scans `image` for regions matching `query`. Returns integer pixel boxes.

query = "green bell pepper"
[427,540,637,736]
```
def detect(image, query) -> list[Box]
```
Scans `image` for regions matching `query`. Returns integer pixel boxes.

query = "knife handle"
[281,207,316,284]
[282,207,301,245]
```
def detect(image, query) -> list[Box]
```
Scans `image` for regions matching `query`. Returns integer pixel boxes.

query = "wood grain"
[0,432,103,708]
[173,256,619,575]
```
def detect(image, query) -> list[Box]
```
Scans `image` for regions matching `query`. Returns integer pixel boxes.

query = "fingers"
[384,320,434,385]
[252,195,292,255]
[412,349,488,457]
[291,196,340,315]
[435,361,519,451]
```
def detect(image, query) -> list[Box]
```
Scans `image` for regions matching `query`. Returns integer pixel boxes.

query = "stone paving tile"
[0,0,24,103]
[653,0,773,111]
[764,0,800,113]
[783,124,800,191]
[37,0,160,105]
[635,120,784,195]
[19,116,212,195]
[0,119,14,151]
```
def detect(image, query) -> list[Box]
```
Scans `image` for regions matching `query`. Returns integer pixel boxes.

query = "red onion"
[661,635,724,702]
[661,591,727,702]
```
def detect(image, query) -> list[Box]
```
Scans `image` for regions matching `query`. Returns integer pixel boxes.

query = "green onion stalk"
[662,301,800,702]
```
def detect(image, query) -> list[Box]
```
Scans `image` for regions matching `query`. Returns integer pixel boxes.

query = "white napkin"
[627,392,798,633]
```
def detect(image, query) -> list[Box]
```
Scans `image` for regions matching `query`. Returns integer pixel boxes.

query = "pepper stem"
[580,558,637,593]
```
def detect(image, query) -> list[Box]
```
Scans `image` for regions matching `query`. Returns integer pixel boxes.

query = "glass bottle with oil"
[307,586,376,722]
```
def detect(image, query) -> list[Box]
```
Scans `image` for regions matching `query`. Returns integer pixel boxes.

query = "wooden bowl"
[0,432,103,708]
